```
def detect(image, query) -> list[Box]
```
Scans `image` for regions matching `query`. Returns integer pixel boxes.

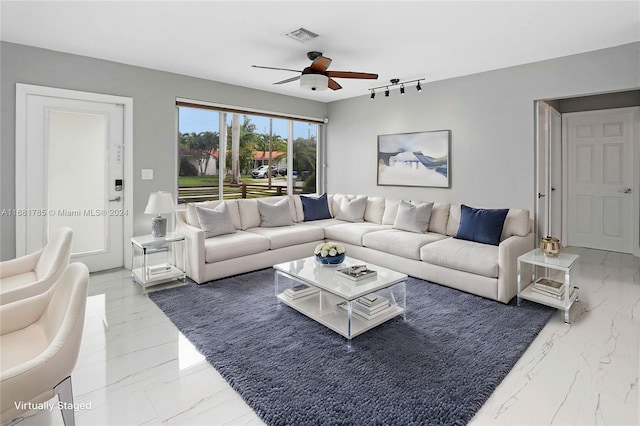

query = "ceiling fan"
[252,51,378,91]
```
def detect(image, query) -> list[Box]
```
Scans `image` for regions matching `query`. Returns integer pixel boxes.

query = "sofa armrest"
[0,250,42,279]
[497,233,535,303]
[176,220,205,284]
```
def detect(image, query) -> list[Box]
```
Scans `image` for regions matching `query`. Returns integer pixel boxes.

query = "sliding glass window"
[177,104,320,203]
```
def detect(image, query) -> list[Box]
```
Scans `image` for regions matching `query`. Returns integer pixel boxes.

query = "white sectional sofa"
[175,194,534,304]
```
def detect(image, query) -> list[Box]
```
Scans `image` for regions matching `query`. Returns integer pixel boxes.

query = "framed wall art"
[377,130,451,188]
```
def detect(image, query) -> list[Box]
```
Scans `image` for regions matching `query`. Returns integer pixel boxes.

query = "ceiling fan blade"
[310,56,332,73]
[326,71,379,80]
[274,75,301,85]
[251,65,301,73]
[328,78,342,90]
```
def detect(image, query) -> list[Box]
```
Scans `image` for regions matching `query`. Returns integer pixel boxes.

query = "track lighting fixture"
[368,78,425,99]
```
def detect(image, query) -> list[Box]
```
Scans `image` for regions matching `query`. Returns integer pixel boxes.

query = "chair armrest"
[0,288,50,335]
[497,233,535,303]
[176,220,205,283]
[0,250,42,279]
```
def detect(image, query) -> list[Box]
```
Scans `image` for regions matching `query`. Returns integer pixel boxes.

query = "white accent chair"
[0,262,89,426]
[0,227,73,305]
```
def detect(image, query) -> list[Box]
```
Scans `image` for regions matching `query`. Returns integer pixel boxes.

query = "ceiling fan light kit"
[370,78,425,99]
[300,74,329,91]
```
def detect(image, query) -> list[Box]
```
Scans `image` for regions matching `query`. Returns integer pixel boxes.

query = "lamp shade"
[144,191,174,215]
[300,74,328,91]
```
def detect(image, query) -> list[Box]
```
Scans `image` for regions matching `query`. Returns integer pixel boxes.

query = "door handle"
[618,188,632,194]
[538,193,546,199]
[109,196,121,202]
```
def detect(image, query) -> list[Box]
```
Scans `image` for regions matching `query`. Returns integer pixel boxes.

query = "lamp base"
[151,216,167,238]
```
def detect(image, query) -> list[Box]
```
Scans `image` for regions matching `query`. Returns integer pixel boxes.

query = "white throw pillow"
[196,203,236,238]
[382,199,401,225]
[335,195,367,222]
[364,197,385,224]
[257,199,293,228]
[393,200,434,233]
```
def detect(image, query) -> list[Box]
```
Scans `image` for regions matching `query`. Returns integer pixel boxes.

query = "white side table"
[517,248,580,323]
[131,233,186,293]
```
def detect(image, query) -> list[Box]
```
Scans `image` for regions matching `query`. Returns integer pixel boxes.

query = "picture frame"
[377,130,451,188]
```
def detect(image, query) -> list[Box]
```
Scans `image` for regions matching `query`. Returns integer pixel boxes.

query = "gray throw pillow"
[335,196,367,222]
[393,200,434,233]
[196,203,236,238]
[257,199,293,228]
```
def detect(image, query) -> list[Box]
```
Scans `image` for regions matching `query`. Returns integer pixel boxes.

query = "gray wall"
[325,42,640,213]
[0,42,327,260]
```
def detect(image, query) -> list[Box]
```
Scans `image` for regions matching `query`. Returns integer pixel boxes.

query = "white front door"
[16,89,126,271]
[565,108,637,253]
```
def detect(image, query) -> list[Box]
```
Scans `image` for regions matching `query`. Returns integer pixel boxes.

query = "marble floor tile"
[6,248,638,425]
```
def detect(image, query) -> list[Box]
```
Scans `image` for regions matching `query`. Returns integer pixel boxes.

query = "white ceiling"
[2,1,639,103]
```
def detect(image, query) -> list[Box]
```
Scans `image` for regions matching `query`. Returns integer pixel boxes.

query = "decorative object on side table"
[540,236,561,257]
[314,241,346,265]
[144,191,175,238]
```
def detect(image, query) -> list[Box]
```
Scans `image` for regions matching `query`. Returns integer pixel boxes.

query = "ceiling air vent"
[284,27,319,43]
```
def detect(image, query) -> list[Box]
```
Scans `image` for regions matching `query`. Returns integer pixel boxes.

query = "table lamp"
[144,191,174,238]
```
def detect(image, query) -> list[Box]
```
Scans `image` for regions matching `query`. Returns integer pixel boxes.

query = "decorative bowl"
[316,253,346,265]
[540,236,561,257]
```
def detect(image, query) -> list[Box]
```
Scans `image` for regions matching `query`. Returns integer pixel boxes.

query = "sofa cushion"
[196,204,237,238]
[300,193,332,221]
[393,201,434,233]
[302,218,349,229]
[455,205,509,246]
[246,224,324,250]
[334,195,368,222]
[203,231,271,263]
[427,202,450,235]
[382,199,401,225]
[501,209,531,240]
[258,198,293,227]
[364,197,385,224]
[238,196,296,230]
[186,200,241,230]
[420,238,499,278]
[325,223,391,246]
[363,229,447,260]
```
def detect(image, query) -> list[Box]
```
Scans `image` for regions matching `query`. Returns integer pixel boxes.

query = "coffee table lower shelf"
[277,291,404,339]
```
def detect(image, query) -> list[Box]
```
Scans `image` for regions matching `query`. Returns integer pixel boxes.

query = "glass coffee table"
[274,256,407,345]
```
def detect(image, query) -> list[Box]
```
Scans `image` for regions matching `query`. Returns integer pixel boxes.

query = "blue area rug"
[149,269,554,425]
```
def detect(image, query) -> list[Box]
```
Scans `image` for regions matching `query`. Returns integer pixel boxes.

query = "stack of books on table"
[283,283,319,300]
[338,293,391,320]
[147,263,172,275]
[531,277,567,300]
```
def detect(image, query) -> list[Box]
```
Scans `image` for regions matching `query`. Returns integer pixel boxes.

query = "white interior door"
[17,94,125,271]
[565,108,637,253]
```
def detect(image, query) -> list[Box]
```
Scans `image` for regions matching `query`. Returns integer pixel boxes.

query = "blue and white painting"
[377,130,450,188]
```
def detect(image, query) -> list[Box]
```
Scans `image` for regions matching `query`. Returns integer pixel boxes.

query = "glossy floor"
[9,248,639,425]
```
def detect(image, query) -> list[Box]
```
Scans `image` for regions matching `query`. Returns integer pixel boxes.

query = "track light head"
[416,82,422,92]
[370,90,375,99]
[385,87,390,97]
[400,84,405,95]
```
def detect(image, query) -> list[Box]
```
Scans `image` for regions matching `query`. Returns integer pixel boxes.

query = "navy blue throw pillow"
[300,194,332,221]
[455,204,509,246]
